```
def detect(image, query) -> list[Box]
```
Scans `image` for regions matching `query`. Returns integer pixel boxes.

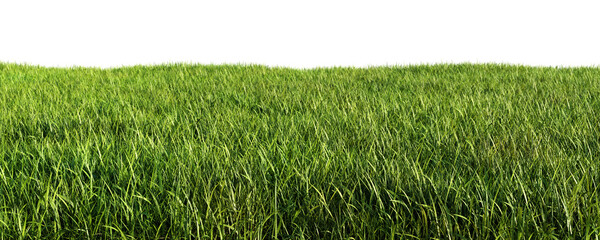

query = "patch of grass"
[1,63,599,239]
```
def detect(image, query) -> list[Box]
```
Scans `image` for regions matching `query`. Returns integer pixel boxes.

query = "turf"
[0,63,599,239]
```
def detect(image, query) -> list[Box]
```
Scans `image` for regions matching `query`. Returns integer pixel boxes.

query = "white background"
[1,0,599,68]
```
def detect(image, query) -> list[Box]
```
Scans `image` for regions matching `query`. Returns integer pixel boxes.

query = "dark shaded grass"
[1,63,599,239]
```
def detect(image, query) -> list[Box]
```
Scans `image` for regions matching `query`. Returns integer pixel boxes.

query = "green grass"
[0,62,599,239]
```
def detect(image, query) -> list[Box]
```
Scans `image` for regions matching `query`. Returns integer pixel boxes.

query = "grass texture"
[0,63,599,239]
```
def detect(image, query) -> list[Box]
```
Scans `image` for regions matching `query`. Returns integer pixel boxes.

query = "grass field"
[0,63,599,239]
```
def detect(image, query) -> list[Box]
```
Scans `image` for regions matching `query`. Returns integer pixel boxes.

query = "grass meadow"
[0,63,599,239]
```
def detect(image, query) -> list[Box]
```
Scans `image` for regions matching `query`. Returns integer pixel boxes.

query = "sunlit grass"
[0,63,599,239]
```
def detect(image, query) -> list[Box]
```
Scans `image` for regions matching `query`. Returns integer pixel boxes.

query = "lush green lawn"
[0,63,599,239]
